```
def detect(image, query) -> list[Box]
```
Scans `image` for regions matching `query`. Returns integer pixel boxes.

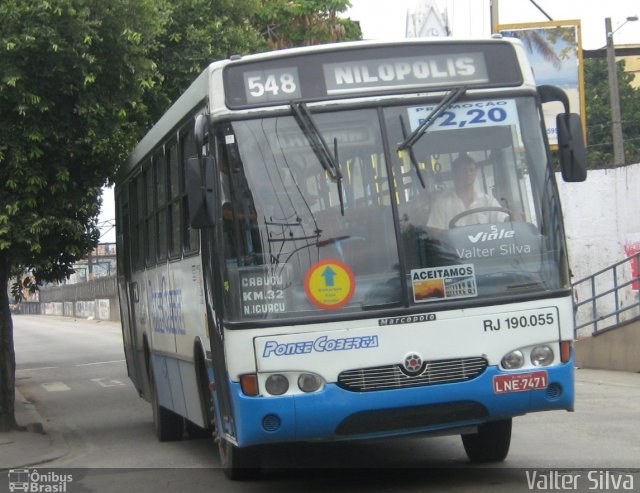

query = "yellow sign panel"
[304,260,355,309]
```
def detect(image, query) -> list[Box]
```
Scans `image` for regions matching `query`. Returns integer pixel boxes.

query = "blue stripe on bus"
[226,361,574,447]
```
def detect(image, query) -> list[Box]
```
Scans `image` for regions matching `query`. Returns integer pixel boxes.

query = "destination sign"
[224,42,522,109]
[323,54,488,95]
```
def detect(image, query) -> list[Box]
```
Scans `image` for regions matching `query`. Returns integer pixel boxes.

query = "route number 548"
[247,72,298,97]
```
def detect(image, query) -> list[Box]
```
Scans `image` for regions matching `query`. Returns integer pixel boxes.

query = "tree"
[501,27,575,71]
[143,0,264,121]
[584,56,640,168]
[0,0,167,432]
[0,0,362,433]
[143,0,361,122]
[254,0,361,50]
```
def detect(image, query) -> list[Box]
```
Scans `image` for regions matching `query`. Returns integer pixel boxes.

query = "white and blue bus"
[115,38,586,478]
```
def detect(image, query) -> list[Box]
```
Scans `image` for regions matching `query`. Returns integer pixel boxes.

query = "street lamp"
[605,15,638,167]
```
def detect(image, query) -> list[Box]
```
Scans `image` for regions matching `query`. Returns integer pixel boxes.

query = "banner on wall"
[624,234,640,291]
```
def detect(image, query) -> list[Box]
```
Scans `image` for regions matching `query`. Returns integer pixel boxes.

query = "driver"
[427,153,508,230]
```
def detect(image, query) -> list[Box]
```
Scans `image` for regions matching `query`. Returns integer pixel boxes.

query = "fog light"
[502,350,524,369]
[531,345,554,367]
[297,373,323,393]
[262,413,281,432]
[265,374,289,395]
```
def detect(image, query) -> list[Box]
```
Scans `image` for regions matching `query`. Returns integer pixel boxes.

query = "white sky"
[98,0,640,242]
[346,0,640,50]
[99,186,115,243]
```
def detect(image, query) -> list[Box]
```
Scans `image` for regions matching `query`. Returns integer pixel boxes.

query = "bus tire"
[218,439,260,480]
[149,359,184,442]
[461,418,512,463]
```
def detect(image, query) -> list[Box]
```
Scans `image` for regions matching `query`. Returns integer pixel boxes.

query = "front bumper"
[228,360,574,447]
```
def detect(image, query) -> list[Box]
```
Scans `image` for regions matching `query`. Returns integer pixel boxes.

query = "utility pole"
[605,17,625,167]
[490,0,499,34]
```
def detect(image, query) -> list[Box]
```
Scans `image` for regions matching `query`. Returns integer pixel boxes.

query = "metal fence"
[573,252,640,336]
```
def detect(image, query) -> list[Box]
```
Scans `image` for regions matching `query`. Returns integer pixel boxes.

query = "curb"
[0,389,69,471]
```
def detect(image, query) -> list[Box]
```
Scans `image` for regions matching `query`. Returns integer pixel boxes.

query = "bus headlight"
[265,374,289,395]
[531,345,554,366]
[502,350,524,369]
[297,373,324,393]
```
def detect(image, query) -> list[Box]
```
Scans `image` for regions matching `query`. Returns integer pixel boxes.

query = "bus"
[115,37,586,479]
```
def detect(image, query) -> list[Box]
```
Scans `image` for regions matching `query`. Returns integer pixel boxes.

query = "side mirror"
[538,85,587,183]
[186,156,217,228]
[557,113,587,182]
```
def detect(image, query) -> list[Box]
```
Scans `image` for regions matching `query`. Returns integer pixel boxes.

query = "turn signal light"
[240,373,259,396]
[560,341,572,363]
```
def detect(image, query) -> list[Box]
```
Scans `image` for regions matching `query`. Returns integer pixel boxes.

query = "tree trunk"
[0,252,18,431]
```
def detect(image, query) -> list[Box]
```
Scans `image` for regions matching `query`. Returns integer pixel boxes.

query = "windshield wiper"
[291,102,345,215]
[397,86,467,151]
[397,86,467,188]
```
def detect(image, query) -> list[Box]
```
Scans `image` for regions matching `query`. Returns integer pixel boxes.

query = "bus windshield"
[216,96,569,323]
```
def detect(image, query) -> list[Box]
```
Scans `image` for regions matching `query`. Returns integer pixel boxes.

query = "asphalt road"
[10,315,640,493]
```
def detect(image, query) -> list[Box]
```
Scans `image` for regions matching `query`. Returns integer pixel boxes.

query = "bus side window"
[155,151,168,261]
[144,159,156,266]
[168,140,182,258]
[181,127,200,254]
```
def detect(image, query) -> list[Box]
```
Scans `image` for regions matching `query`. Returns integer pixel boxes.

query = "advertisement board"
[498,20,586,148]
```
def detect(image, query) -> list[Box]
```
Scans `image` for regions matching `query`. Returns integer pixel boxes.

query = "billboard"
[498,20,586,147]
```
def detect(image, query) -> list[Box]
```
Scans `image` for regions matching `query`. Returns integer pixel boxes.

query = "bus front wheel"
[218,438,260,480]
[461,418,512,463]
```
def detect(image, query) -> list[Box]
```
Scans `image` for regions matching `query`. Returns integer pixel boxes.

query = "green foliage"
[0,0,167,290]
[584,57,640,168]
[144,0,263,119]
[142,0,362,132]
[0,0,362,432]
[254,0,361,50]
[0,0,363,298]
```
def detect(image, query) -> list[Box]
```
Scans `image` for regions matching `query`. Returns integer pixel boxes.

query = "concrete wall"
[558,163,640,280]
[40,299,117,321]
[558,163,640,336]
[575,317,640,372]
[37,276,120,322]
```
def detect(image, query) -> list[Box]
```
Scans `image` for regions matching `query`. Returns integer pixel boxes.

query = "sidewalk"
[0,388,68,471]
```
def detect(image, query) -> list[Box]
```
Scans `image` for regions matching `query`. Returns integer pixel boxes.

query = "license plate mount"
[493,370,548,394]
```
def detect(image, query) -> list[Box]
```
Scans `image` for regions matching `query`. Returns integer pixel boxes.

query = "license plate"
[493,371,548,394]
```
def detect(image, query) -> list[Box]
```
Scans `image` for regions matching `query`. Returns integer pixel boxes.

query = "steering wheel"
[448,206,513,229]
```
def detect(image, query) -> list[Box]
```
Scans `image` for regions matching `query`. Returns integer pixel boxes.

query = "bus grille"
[337,357,488,392]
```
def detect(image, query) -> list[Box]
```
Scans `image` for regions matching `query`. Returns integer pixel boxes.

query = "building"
[584,44,640,88]
[67,242,117,284]
[406,0,449,38]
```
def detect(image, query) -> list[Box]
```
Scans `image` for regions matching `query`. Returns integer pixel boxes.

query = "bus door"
[187,126,240,440]
[117,185,143,392]
[201,231,238,439]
